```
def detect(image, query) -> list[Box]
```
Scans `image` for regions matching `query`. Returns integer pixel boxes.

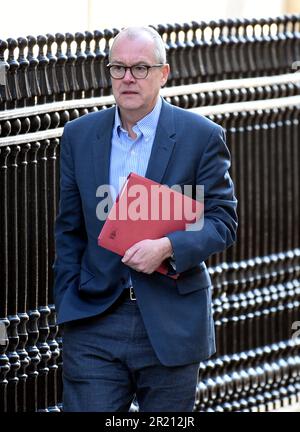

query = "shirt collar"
[113,96,162,140]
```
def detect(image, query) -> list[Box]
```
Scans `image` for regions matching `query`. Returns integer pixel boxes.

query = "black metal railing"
[1,14,300,109]
[0,15,300,412]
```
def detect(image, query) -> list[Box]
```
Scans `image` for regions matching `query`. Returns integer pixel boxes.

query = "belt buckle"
[129,286,136,301]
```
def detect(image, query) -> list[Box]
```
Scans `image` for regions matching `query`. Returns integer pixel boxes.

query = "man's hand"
[121,237,173,274]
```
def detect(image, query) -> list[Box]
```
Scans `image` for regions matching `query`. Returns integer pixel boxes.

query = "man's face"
[109,35,169,118]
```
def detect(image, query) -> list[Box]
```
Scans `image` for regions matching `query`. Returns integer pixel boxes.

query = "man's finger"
[122,245,139,263]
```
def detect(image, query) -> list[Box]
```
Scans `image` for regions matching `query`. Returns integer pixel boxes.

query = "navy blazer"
[53,99,238,366]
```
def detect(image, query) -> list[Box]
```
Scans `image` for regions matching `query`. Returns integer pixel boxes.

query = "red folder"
[98,172,204,279]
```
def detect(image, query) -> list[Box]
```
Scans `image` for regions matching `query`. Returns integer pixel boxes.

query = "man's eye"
[134,66,147,72]
[113,65,124,71]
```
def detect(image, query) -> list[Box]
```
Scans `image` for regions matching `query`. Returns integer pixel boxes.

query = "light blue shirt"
[109,96,162,288]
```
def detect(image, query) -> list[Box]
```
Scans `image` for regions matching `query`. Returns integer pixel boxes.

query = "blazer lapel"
[145,100,176,184]
[92,107,115,190]
[91,100,176,189]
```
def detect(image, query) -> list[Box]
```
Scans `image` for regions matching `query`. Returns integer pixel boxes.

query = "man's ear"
[161,63,170,87]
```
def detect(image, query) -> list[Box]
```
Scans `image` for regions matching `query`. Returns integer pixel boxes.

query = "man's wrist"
[161,237,174,260]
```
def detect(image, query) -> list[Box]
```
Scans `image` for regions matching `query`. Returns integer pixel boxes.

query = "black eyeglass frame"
[107,63,164,79]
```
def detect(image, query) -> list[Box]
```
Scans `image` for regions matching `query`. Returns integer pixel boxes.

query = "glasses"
[107,63,164,79]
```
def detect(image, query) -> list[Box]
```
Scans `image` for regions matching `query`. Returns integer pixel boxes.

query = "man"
[54,26,237,412]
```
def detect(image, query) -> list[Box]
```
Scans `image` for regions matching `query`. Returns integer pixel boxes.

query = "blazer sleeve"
[52,125,87,313]
[166,125,238,274]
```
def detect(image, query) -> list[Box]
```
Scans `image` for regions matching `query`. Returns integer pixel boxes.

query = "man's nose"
[123,68,135,82]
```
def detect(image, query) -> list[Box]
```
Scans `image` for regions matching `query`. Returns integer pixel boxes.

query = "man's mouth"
[121,91,138,95]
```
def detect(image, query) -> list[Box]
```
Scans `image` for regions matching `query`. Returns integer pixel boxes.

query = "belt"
[129,286,136,301]
[119,286,136,301]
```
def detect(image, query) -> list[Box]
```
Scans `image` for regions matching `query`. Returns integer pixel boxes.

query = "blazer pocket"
[176,263,212,295]
[79,267,95,288]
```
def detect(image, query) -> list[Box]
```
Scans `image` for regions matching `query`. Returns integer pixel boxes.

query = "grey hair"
[109,26,166,64]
